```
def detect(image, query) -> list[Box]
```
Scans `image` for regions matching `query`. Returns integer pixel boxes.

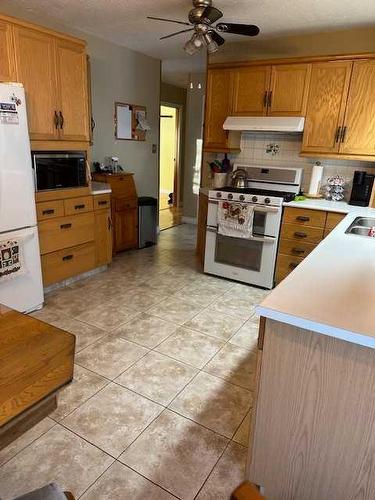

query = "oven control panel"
[209,190,283,207]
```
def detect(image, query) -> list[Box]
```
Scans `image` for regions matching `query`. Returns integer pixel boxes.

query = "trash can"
[138,197,157,249]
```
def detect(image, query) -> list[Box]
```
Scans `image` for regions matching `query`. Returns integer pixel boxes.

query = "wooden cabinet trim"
[208,52,375,70]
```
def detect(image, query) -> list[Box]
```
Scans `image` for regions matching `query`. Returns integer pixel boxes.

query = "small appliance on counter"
[349,171,375,207]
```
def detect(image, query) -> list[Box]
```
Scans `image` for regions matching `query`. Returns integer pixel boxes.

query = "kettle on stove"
[231,169,247,189]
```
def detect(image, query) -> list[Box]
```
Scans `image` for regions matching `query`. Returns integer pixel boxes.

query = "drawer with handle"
[41,242,95,286]
[38,212,95,255]
[276,253,304,283]
[64,196,93,216]
[283,207,327,228]
[36,200,64,221]
[93,194,111,211]
[281,223,324,244]
[278,238,316,258]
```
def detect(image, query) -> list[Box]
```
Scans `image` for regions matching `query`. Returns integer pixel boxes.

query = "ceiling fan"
[147,0,260,55]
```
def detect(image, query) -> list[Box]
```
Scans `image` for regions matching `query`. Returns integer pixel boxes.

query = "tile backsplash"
[202,132,375,200]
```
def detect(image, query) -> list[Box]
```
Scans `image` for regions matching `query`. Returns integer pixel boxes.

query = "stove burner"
[215,187,296,202]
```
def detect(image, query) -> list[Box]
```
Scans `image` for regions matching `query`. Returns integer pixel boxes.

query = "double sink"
[346,217,375,237]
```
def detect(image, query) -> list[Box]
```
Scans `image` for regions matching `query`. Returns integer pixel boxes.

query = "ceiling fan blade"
[210,31,225,46]
[160,28,194,40]
[147,16,191,26]
[216,23,260,37]
[201,6,223,24]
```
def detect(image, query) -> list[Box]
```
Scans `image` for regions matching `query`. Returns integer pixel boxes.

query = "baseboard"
[181,216,197,225]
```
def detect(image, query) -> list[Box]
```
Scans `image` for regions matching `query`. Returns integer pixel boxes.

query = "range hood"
[223,116,305,132]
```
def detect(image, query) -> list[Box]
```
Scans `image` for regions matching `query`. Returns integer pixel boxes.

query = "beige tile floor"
[0,224,268,500]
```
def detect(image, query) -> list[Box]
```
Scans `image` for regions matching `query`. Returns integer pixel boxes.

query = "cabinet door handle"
[62,254,73,261]
[289,262,299,269]
[59,111,64,129]
[60,223,72,229]
[296,216,310,222]
[43,209,55,215]
[74,204,85,210]
[98,200,108,206]
[268,91,273,107]
[292,247,305,254]
[335,126,342,143]
[54,111,59,129]
[340,126,347,143]
[108,216,112,230]
[294,231,307,238]
[263,91,268,107]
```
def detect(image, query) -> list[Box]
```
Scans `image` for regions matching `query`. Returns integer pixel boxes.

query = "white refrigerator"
[0,82,44,312]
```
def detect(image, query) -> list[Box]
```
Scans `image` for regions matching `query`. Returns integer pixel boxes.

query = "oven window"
[253,212,266,235]
[215,234,263,271]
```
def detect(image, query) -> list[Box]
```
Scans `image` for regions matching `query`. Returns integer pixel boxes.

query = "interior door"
[0,21,15,82]
[301,61,353,153]
[232,66,271,116]
[268,64,311,116]
[55,39,90,141]
[13,26,58,140]
[340,60,375,156]
[204,69,233,150]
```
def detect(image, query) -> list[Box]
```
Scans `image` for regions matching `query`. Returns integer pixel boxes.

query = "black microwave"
[32,152,87,191]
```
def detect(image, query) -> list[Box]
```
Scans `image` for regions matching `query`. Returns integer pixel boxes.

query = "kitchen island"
[248,206,375,499]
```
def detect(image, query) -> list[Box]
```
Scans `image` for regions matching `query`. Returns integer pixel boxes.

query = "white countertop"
[91,181,112,195]
[284,198,360,214]
[257,206,375,349]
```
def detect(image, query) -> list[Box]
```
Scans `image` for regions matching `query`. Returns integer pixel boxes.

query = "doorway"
[159,104,182,230]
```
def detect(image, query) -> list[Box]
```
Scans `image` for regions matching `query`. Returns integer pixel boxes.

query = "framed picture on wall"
[115,102,150,141]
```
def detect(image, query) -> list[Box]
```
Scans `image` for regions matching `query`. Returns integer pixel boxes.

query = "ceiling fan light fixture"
[203,32,219,53]
[184,38,200,55]
[192,34,204,47]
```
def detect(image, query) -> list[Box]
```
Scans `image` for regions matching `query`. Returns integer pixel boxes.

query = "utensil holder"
[213,173,228,189]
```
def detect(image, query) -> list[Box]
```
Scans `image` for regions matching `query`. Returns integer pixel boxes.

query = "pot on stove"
[231,169,247,189]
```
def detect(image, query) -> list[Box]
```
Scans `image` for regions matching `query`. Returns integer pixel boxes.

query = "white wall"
[86,35,161,198]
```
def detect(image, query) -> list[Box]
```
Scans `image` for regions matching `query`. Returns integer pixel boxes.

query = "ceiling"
[1,0,375,87]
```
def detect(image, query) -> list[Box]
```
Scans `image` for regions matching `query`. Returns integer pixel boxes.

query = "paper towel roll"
[308,164,324,196]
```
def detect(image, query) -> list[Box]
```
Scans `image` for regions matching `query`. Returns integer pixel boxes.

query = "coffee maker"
[349,171,375,206]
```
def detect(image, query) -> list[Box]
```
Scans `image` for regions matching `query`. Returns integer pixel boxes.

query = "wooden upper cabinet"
[204,69,233,150]
[0,21,15,81]
[340,60,375,156]
[232,66,270,116]
[268,64,311,116]
[301,61,353,153]
[55,39,90,141]
[13,27,59,140]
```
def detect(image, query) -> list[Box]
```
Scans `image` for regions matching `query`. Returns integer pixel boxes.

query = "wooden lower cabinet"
[248,318,375,498]
[276,207,344,284]
[36,191,112,286]
[94,209,112,266]
[92,173,138,253]
[41,242,95,286]
[114,204,138,252]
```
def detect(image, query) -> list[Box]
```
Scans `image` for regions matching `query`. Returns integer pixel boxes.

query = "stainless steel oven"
[32,152,87,191]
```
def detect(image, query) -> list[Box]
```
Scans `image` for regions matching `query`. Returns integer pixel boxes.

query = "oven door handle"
[206,226,276,243]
